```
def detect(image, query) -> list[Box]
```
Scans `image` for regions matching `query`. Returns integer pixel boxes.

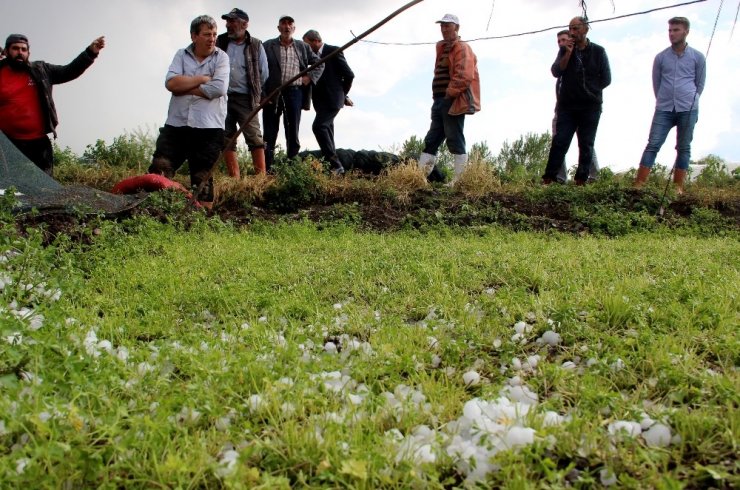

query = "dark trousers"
[149,125,224,202]
[312,108,341,167]
[543,107,601,182]
[9,136,54,176]
[263,86,303,171]
[422,96,466,155]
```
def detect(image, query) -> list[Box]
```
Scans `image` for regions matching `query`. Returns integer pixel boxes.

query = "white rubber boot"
[450,153,468,184]
[417,152,437,176]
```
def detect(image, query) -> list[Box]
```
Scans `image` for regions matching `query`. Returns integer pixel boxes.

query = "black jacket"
[311,45,354,112]
[552,40,611,110]
[0,47,98,137]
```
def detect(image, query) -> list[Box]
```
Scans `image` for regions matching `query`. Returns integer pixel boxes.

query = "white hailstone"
[348,394,364,405]
[579,345,589,352]
[586,358,598,367]
[15,457,30,475]
[215,416,232,432]
[5,332,22,345]
[640,417,655,430]
[503,427,536,448]
[38,411,52,423]
[280,402,296,416]
[338,442,350,453]
[277,377,294,387]
[28,314,44,331]
[431,354,442,368]
[513,321,529,334]
[484,287,496,295]
[443,367,457,377]
[333,302,343,310]
[323,341,337,354]
[538,330,561,346]
[0,420,7,435]
[83,330,100,357]
[463,370,481,387]
[610,359,625,371]
[115,347,129,362]
[215,449,239,477]
[542,411,565,427]
[561,361,577,370]
[247,394,265,412]
[508,375,523,387]
[258,316,268,323]
[526,355,541,370]
[137,362,155,376]
[492,338,502,349]
[149,402,159,413]
[600,468,618,486]
[175,407,201,425]
[97,340,113,353]
[427,336,439,349]
[608,420,642,438]
[511,333,524,343]
[510,357,522,371]
[502,385,539,405]
[643,423,672,447]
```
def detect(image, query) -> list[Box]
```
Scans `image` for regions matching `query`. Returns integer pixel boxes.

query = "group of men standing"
[147,10,355,206]
[540,15,704,194]
[0,10,706,205]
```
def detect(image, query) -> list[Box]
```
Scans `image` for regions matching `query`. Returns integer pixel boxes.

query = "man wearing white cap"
[417,14,480,184]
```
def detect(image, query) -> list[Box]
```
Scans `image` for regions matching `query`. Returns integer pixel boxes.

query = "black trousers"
[9,136,54,176]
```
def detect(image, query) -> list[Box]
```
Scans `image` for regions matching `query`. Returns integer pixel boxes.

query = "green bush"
[493,132,552,182]
[81,128,156,171]
[263,157,324,212]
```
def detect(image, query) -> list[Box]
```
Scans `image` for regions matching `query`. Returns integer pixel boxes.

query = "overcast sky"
[3,0,739,170]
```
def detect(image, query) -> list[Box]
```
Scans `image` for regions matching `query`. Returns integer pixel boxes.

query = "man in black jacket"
[542,17,610,185]
[302,30,354,175]
[262,15,323,171]
[0,34,105,176]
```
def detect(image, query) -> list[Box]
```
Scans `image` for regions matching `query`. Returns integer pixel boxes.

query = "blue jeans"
[423,97,466,155]
[543,107,601,182]
[639,109,698,170]
[263,86,303,170]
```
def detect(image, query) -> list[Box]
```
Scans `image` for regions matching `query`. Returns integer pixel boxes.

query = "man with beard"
[262,15,323,171]
[217,8,269,178]
[0,34,105,176]
[633,17,706,195]
[541,16,610,186]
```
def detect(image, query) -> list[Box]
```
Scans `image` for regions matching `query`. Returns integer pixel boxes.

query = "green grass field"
[2,216,738,488]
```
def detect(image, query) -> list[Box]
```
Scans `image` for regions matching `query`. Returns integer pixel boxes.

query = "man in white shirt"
[149,15,229,208]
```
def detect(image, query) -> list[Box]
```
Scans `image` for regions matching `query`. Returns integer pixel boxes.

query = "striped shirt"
[432,41,454,98]
[279,42,302,86]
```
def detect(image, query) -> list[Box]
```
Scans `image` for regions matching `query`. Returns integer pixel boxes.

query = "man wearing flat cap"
[417,14,481,185]
[262,15,323,171]
[216,8,269,177]
[0,33,105,176]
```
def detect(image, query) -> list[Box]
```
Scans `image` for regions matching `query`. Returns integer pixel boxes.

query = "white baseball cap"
[436,14,460,25]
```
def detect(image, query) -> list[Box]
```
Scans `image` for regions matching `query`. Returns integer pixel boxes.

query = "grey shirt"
[165,45,229,129]
[653,44,706,112]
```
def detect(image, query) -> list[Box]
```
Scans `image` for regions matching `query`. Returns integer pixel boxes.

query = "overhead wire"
[356,0,707,46]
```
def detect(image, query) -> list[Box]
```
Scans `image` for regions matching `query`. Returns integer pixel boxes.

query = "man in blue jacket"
[302,30,354,175]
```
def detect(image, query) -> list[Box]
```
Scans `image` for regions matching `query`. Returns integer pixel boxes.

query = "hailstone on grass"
[463,370,481,386]
[643,423,672,447]
[538,330,561,346]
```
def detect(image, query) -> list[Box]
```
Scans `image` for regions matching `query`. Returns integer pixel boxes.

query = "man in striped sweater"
[417,14,481,184]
